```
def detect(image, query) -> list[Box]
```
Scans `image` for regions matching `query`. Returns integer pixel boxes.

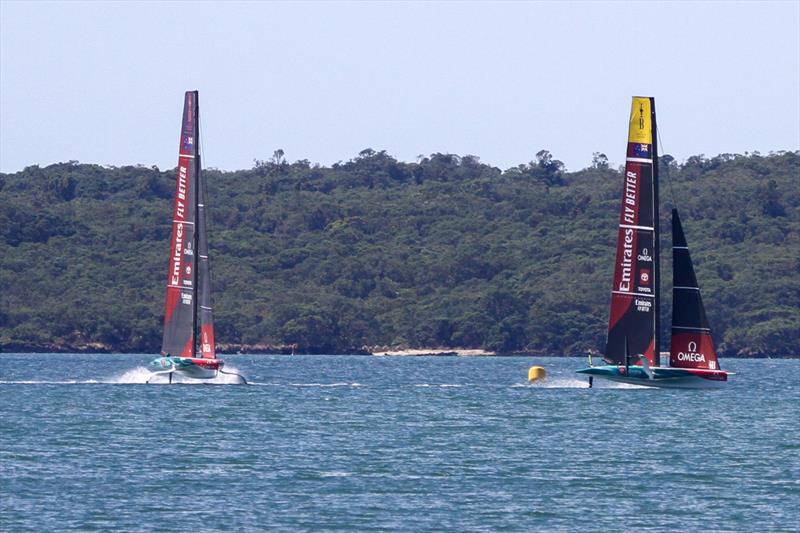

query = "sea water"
[1,354,797,532]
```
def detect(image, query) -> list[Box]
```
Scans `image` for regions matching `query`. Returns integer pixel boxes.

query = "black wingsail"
[670,209,721,370]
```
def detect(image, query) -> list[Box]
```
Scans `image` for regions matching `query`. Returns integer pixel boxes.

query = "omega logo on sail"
[677,340,706,362]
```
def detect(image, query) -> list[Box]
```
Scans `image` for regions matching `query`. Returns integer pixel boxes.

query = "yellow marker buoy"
[528,366,546,382]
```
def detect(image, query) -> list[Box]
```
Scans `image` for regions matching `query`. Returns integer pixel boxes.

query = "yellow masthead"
[628,96,653,145]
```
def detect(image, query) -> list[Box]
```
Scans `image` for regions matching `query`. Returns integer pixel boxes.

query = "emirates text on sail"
[617,169,639,292]
[170,223,183,286]
[169,164,189,287]
[618,228,634,292]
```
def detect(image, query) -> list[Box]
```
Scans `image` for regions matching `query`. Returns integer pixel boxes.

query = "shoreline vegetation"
[0,342,796,359]
[1,150,798,357]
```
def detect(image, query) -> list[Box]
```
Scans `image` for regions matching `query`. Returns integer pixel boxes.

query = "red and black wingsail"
[670,209,720,370]
[162,91,199,357]
[605,97,660,366]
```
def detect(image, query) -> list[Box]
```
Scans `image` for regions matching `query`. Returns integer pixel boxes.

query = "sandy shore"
[371,348,495,357]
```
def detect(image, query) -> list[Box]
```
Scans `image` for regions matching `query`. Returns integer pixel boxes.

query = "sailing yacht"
[148,91,245,384]
[576,97,731,388]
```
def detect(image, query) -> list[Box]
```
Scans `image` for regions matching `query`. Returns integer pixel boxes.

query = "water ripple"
[0,354,798,531]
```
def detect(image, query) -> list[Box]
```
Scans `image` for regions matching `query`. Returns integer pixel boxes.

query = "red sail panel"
[670,209,720,370]
[161,91,198,357]
[670,332,719,370]
[605,97,659,366]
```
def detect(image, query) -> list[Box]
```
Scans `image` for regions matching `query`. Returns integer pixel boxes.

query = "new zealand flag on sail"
[183,136,194,152]
[632,143,650,158]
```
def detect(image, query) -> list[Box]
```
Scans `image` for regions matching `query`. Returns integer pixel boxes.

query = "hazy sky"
[1,1,798,173]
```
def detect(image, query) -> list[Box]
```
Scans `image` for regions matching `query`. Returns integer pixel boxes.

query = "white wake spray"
[514,376,647,389]
[107,365,248,385]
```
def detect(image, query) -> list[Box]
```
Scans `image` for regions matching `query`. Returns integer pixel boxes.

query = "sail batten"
[605,97,659,367]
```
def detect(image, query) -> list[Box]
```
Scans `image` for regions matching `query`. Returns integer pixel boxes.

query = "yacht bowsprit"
[576,97,732,389]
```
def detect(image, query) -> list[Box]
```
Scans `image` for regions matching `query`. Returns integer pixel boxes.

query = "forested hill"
[1,150,798,356]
